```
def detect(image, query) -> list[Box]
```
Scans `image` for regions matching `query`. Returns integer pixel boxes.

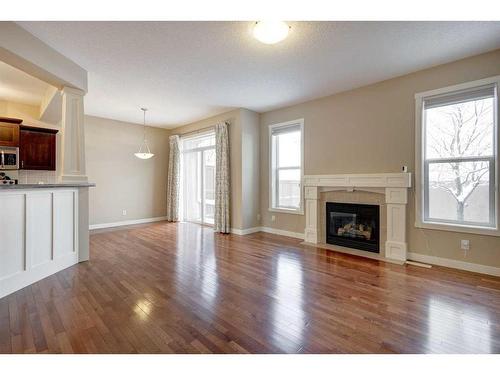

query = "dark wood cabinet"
[0,122,20,147]
[19,126,58,170]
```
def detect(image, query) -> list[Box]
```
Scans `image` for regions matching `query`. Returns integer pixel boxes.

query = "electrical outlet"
[461,239,470,251]
[271,215,276,222]
[122,209,127,216]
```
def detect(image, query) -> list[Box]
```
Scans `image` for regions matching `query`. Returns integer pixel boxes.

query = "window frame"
[268,119,305,215]
[415,76,500,236]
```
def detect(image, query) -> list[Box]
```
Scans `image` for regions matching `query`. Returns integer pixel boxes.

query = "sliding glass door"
[180,132,216,225]
[202,148,216,224]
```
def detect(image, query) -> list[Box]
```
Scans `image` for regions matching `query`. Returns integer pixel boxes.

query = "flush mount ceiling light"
[253,21,290,45]
[134,108,154,160]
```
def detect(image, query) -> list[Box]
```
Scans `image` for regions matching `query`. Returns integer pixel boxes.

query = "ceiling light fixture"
[253,21,290,45]
[134,108,154,160]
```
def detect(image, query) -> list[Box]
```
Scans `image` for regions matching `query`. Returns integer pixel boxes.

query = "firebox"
[326,202,380,253]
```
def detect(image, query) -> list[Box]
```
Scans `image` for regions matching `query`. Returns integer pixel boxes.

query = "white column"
[60,87,87,182]
[304,186,319,243]
[385,187,408,262]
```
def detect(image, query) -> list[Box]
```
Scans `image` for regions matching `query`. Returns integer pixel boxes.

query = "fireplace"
[326,202,380,253]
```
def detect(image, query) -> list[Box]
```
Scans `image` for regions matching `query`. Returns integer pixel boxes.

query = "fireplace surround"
[326,202,380,253]
[303,173,411,262]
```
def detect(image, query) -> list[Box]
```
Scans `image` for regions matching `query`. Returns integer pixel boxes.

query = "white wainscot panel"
[0,193,25,280]
[54,191,76,257]
[0,189,79,299]
[28,192,53,267]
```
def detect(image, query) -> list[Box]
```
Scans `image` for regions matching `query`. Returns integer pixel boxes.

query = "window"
[269,119,304,214]
[180,131,216,225]
[416,77,499,235]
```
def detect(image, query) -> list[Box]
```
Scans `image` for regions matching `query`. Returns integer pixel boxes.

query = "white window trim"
[268,119,304,215]
[414,75,500,237]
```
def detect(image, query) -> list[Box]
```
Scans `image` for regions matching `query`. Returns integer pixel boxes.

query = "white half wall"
[0,188,79,299]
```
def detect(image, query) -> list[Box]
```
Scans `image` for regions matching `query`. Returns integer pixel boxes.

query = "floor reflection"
[175,223,219,316]
[427,297,492,353]
[199,248,218,305]
[133,298,153,321]
[271,253,306,352]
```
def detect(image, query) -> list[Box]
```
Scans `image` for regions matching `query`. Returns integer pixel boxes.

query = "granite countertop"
[0,182,96,189]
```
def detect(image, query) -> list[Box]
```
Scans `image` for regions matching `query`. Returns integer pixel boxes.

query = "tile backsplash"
[18,170,57,184]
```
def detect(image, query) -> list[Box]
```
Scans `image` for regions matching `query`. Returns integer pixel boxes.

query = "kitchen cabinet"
[0,121,20,147]
[20,126,58,170]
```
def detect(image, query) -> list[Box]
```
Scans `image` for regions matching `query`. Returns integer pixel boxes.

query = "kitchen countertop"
[0,182,96,189]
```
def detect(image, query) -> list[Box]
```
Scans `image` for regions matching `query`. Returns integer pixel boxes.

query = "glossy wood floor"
[1,222,500,354]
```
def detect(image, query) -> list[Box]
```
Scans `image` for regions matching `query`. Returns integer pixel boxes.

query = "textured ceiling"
[0,61,51,106]
[17,21,500,128]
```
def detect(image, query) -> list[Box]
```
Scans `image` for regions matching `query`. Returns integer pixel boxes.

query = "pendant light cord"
[142,108,147,143]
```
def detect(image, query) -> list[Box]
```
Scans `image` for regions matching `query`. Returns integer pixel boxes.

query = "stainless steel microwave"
[0,146,19,170]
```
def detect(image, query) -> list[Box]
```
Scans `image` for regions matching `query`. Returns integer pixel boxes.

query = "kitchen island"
[0,182,95,298]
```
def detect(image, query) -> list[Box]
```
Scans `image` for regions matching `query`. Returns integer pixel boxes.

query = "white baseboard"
[231,227,261,235]
[408,252,500,277]
[89,216,168,230]
[230,226,304,239]
[258,226,305,240]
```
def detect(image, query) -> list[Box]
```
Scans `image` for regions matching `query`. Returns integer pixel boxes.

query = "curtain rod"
[177,121,229,138]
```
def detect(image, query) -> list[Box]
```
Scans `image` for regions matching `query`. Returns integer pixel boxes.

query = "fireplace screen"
[326,202,380,253]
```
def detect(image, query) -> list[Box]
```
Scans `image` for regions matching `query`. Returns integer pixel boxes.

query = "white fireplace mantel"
[303,173,412,262]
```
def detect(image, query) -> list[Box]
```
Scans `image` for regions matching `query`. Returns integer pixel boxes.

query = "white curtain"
[214,122,230,233]
[166,135,180,222]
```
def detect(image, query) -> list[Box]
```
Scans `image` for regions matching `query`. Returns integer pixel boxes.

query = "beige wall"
[85,115,170,226]
[171,108,260,231]
[240,108,261,229]
[260,49,500,268]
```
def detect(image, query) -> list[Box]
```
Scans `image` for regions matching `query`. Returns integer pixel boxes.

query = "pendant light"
[134,108,154,159]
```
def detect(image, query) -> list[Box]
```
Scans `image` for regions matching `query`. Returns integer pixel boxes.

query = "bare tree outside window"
[425,96,494,224]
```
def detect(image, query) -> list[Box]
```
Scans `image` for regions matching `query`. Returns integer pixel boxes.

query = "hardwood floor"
[1,221,500,354]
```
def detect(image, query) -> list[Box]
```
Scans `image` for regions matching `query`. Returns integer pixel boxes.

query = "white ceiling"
[0,61,51,106]
[17,21,500,128]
